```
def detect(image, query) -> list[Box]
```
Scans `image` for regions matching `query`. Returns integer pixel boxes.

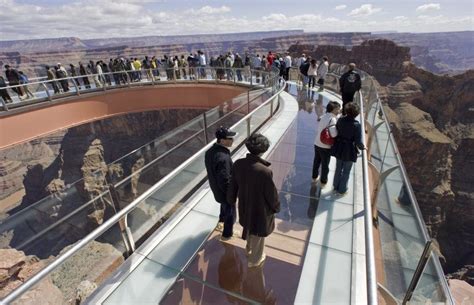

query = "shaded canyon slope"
[290,39,473,283]
[0,108,204,220]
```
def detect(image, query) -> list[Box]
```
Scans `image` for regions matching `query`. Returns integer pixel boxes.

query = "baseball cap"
[215,126,236,140]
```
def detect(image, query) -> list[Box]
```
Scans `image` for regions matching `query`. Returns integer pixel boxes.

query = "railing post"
[270,96,274,116]
[247,90,250,114]
[250,69,253,86]
[203,112,209,144]
[71,78,80,95]
[41,83,52,102]
[0,97,8,111]
[108,184,135,256]
[246,117,251,137]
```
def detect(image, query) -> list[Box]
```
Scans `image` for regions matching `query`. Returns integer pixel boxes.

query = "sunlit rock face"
[290,39,474,282]
[0,248,64,303]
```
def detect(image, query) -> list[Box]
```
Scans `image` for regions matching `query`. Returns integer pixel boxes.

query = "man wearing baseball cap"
[205,126,237,241]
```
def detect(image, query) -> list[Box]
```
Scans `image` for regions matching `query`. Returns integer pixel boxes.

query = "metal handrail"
[364,74,454,304]
[357,90,378,305]
[0,74,285,305]
[0,67,271,111]
[367,76,431,241]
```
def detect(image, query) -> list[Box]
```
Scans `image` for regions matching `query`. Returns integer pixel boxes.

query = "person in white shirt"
[317,56,329,91]
[284,52,292,80]
[312,101,341,185]
[198,50,206,78]
[252,54,262,83]
[307,59,318,88]
[94,61,103,87]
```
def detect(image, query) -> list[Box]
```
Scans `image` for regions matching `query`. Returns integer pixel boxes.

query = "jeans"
[312,146,331,183]
[219,203,236,238]
[236,69,242,81]
[333,159,353,193]
[341,91,356,114]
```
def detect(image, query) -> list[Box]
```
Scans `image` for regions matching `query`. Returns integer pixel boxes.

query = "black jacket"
[205,143,233,204]
[300,62,310,76]
[228,154,280,237]
[5,69,20,84]
[331,116,365,162]
[339,70,361,93]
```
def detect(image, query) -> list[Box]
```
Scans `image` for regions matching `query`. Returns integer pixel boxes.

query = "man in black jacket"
[205,126,237,240]
[339,63,361,114]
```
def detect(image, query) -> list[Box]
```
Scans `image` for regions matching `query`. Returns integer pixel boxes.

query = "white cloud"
[394,16,408,21]
[0,0,471,40]
[194,5,231,14]
[416,3,441,13]
[348,4,382,18]
[335,5,347,10]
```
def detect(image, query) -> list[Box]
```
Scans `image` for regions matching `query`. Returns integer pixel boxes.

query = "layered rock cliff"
[0,108,204,257]
[290,39,474,282]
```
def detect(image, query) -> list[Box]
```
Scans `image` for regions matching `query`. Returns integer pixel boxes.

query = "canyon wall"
[0,108,204,219]
[1,31,472,82]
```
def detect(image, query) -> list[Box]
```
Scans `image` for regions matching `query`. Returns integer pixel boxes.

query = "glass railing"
[0,69,285,304]
[0,68,283,305]
[0,68,276,260]
[319,65,453,305]
[0,66,275,111]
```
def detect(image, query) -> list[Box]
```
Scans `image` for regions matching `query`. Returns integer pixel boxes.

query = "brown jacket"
[228,154,280,237]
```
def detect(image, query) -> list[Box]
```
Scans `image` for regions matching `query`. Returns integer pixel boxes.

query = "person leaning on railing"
[45,65,60,94]
[18,71,35,99]
[330,102,365,195]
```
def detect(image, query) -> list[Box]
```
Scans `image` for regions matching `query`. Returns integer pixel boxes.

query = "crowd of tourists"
[205,62,363,269]
[0,50,334,104]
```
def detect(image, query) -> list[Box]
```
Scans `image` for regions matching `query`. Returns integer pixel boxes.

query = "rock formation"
[0,249,64,304]
[0,108,204,258]
[51,241,124,304]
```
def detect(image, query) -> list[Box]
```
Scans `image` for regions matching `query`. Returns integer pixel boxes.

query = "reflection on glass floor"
[91,83,366,305]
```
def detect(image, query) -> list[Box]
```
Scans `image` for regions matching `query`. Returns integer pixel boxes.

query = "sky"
[0,0,473,40]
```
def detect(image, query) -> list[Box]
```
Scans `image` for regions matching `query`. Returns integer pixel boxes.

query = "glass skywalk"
[0,65,454,305]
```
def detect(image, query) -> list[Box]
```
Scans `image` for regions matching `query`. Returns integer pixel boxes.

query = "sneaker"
[248,253,266,268]
[311,177,319,184]
[337,191,348,196]
[232,230,241,237]
[215,223,224,232]
[320,181,327,188]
